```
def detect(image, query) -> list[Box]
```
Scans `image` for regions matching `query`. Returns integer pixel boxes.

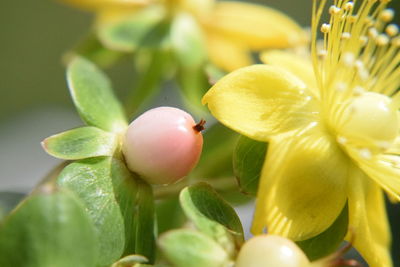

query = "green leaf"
[57,157,156,265]
[57,157,126,266]
[67,56,127,132]
[296,203,349,261]
[98,7,164,52]
[0,185,97,267]
[159,229,230,267]
[233,135,268,196]
[170,12,207,68]
[42,126,118,160]
[179,183,244,256]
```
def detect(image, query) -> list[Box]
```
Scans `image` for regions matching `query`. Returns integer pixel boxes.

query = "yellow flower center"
[310,0,400,153]
[337,92,399,151]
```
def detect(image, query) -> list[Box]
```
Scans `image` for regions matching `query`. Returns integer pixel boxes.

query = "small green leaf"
[0,185,97,267]
[98,7,164,52]
[57,157,126,266]
[67,56,127,132]
[233,135,268,196]
[297,203,349,261]
[170,12,207,68]
[159,229,230,267]
[180,183,244,256]
[42,126,118,160]
[111,254,148,267]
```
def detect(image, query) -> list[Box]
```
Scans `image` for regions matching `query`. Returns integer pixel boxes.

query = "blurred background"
[1,0,399,265]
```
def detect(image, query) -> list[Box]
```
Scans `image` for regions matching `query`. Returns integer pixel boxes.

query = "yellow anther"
[392,37,400,46]
[380,9,394,22]
[342,52,355,66]
[321,23,331,33]
[355,60,364,70]
[365,16,375,27]
[341,32,351,40]
[329,5,341,15]
[359,36,368,46]
[376,34,389,46]
[386,24,399,37]
[348,15,358,23]
[368,27,378,39]
[317,49,328,58]
[344,2,354,11]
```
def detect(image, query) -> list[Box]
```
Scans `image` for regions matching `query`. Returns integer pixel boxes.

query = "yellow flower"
[203,0,400,266]
[61,0,307,71]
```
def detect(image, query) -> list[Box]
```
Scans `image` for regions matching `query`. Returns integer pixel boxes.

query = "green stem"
[125,48,169,119]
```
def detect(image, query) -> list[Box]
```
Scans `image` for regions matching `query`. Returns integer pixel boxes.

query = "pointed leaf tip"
[42,126,118,160]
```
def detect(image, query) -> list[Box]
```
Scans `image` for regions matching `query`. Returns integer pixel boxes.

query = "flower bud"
[235,235,310,267]
[123,107,204,185]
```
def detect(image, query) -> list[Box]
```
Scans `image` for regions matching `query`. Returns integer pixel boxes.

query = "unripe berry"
[235,235,310,267]
[339,92,399,148]
[122,107,204,185]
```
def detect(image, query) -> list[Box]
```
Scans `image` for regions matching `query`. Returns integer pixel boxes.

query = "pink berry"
[122,107,204,185]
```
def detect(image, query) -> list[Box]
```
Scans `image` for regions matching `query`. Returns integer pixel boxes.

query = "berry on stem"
[123,107,204,185]
[235,235,310,267]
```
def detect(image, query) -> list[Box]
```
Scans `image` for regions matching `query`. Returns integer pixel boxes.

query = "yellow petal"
[387,136,400,154]
[179,0,215,20]
[61,0,149,11]
[205,33,252,72]
[260,50,318,97]
[346,169,392,267]
[203,1,307,50]
[202,65,318,142]
[251,127,348,241]
[346,147,400,201]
